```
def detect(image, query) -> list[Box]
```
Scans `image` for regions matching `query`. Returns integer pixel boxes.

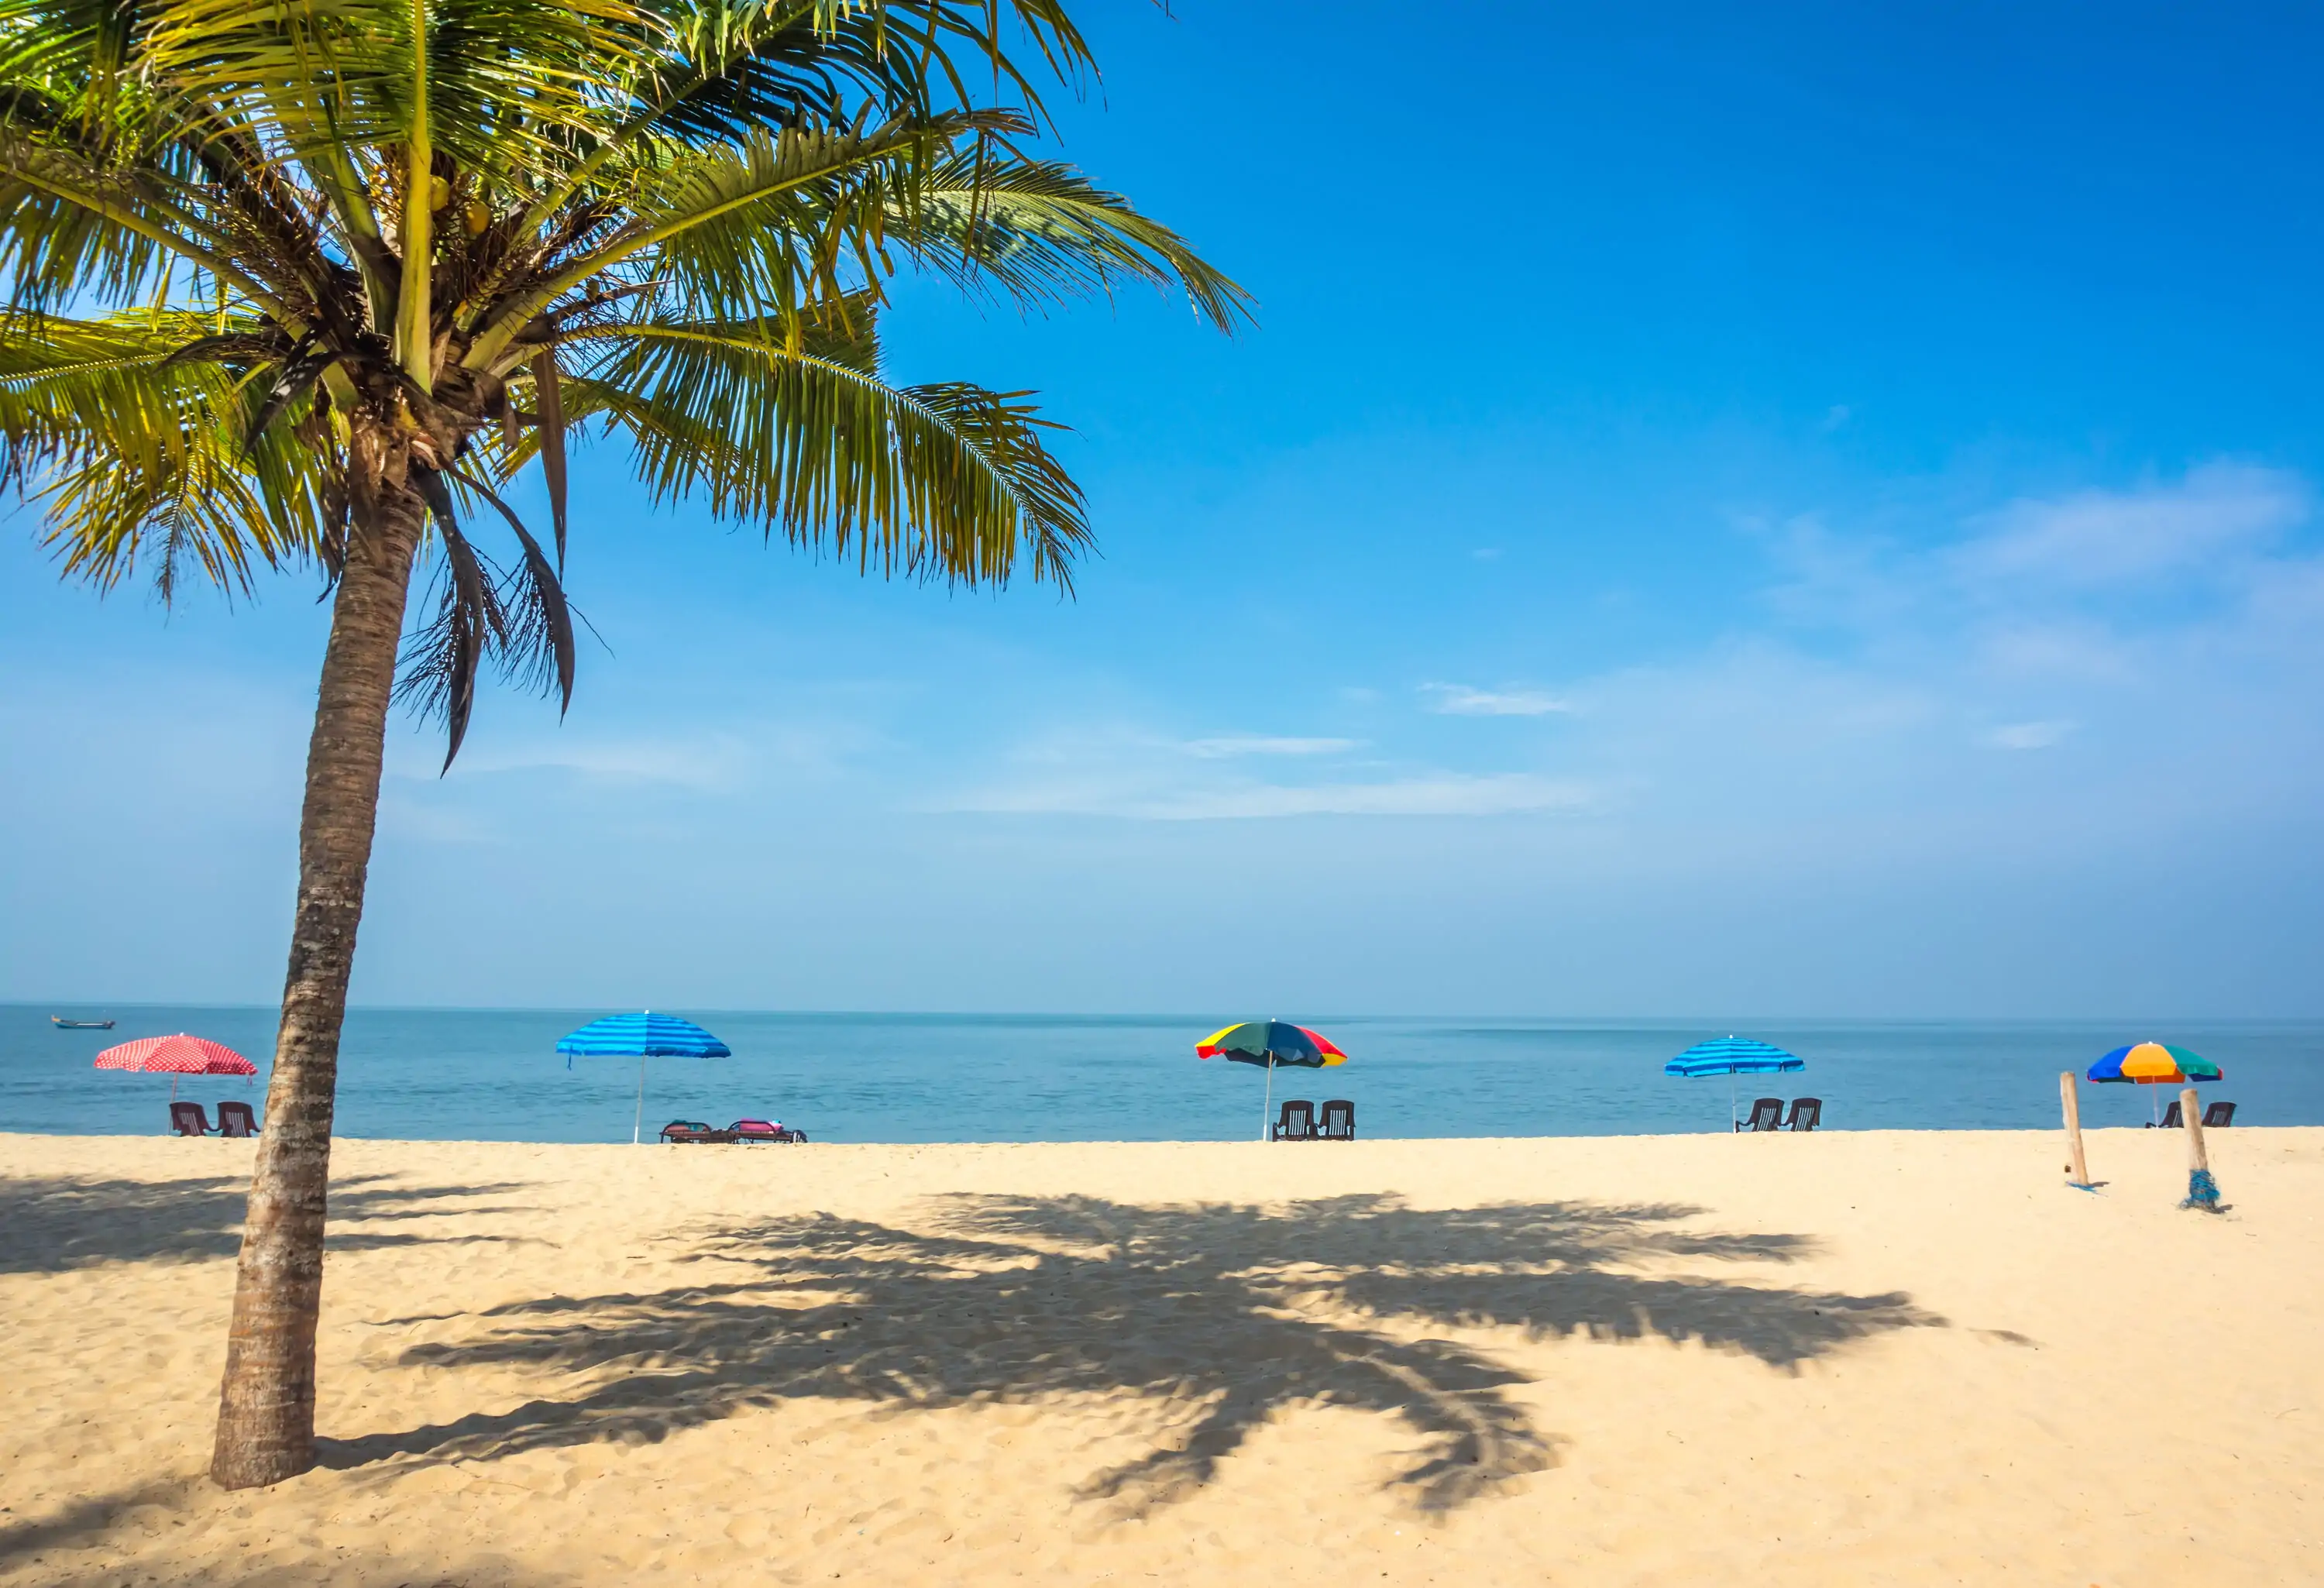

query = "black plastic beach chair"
[659,1119,717,1143]
[217,1101,259,1138]
[2156,1100,2184,1130]
[2202,1102,2236,1128]
[1786,1098,1821,1132]
[1317,1099,1355,1141]
[169,1102,213,1137]
[1272,1099,1317,1141]
[1736,1098,1785,1133]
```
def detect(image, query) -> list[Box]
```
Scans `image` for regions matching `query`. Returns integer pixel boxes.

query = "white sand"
[2,1126,2321,1586]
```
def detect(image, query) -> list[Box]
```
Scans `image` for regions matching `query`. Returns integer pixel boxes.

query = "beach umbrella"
[2088,1042,2221,1125]
[555,1012,731,1144]
[1196,1020,1347,1141]
[94,1033,258,1104]
[1664,1036,1806,1132]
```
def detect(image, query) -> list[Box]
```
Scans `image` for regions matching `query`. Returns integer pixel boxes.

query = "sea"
[6,1005,2323,1144]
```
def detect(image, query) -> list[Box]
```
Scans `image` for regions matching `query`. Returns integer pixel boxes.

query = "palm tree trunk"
[209,486,425,1490]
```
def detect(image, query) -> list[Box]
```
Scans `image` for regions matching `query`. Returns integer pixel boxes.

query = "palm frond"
[560,315,1085,588]
[396,460,586,764]
[803,0,1098,126]
[450,462,576,711]
[136,0,662,171]
[617,0,1092,149]
[0,128,273,315]
[530,347,569,564]
[468,113,962,365]
[899,146,1253,328]
[394,469,507,769]
[0,311,326,593]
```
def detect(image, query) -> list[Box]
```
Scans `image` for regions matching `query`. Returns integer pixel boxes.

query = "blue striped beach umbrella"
[556,1012,731,1144]
[1665,1036,1806,1132]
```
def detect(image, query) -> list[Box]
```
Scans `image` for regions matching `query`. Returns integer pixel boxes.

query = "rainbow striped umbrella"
[2088,1042,2221,1125]
[94,1033,257,1104]
[1197,1021,1346,1141]
[1196,1021,1346,1069]
[2088,1042,2220,1085]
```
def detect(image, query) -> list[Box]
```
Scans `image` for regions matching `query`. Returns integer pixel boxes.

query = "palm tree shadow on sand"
[0,1174,538,1275]
[324,1193,1943,1514]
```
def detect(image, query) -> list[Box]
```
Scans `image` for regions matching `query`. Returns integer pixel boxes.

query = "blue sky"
[6,1,2323,1015]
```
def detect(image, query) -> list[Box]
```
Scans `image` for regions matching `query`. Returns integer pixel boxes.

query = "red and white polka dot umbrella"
[94,1033,257,1102]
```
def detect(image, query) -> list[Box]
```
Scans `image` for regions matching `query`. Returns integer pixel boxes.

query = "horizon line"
[10,1001,2322,1027]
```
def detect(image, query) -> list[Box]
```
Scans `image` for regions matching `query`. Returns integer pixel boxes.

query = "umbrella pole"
[1728,1069,1738,1133]
[1260,1057,1275,1143]
[634,1057,647,1145]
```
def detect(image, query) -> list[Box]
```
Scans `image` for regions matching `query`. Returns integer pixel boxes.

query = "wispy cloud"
[1183,734,1360,758]
[1957,462,2306,589]
[1987,720,2074,751]
[946,772,1592,821]
[1157,775,1590,820]
[1566,463,2324,840]
[412,720,871,792]
[1972,623,2132,683]
[444,737,748,788]
[1768,463,2314,644]
[932,718,1590,821]
[1423,683,1570,717]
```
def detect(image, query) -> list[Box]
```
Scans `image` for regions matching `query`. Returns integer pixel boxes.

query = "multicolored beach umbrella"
[556,1012,731,1145]
[1197,1022,1347,1069]
[2088,1042,2222,1126]
[94,1033,258,1105]
[1665,1036,1806,1133]
[1197,1021,1347,1142]
[2086,1042,2220,1086]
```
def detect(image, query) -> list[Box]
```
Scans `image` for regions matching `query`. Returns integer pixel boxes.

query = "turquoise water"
[7,1005,2322,1143]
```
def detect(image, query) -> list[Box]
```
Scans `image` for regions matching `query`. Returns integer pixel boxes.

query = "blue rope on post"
[2181,1168,2223,1212]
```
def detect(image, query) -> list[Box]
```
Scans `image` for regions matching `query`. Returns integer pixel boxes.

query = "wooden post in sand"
[2181,1087,2209,1172]
[2178,1084,2223,1210]
[2060,1071,2090,1188]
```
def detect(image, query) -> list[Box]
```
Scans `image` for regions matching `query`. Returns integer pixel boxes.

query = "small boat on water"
[51,1016,116,1029]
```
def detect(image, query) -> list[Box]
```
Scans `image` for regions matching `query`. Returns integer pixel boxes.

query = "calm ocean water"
[6,1004,2322,1144]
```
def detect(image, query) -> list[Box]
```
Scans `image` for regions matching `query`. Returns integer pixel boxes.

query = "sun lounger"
[169,1102,213,1137]
[2202,1101,2236,1128]
[730,1119,803,1143]
[1317,1099,1355,1140]
[216,1101,259,1137]
[1271,1100,1317,1141]
[659,1119,719,1143]
[1737,1097,1785,1133]
[1786,1098,1821,1132]
[2155,1100,2184,1130]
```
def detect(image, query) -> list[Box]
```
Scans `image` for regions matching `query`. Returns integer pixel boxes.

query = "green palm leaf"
[561,316,1086,588]
[899,146,1253,328]
[0,311,328,593]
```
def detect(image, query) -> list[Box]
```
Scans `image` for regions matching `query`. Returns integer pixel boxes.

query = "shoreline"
[7,1128,2321,1584]
[0,1120,2294,1146]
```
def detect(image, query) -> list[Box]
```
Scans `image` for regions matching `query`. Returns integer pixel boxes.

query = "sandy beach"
[3,1126,2320,1586]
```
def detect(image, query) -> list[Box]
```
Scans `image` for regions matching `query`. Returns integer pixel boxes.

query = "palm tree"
[0,0,1245,1488]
